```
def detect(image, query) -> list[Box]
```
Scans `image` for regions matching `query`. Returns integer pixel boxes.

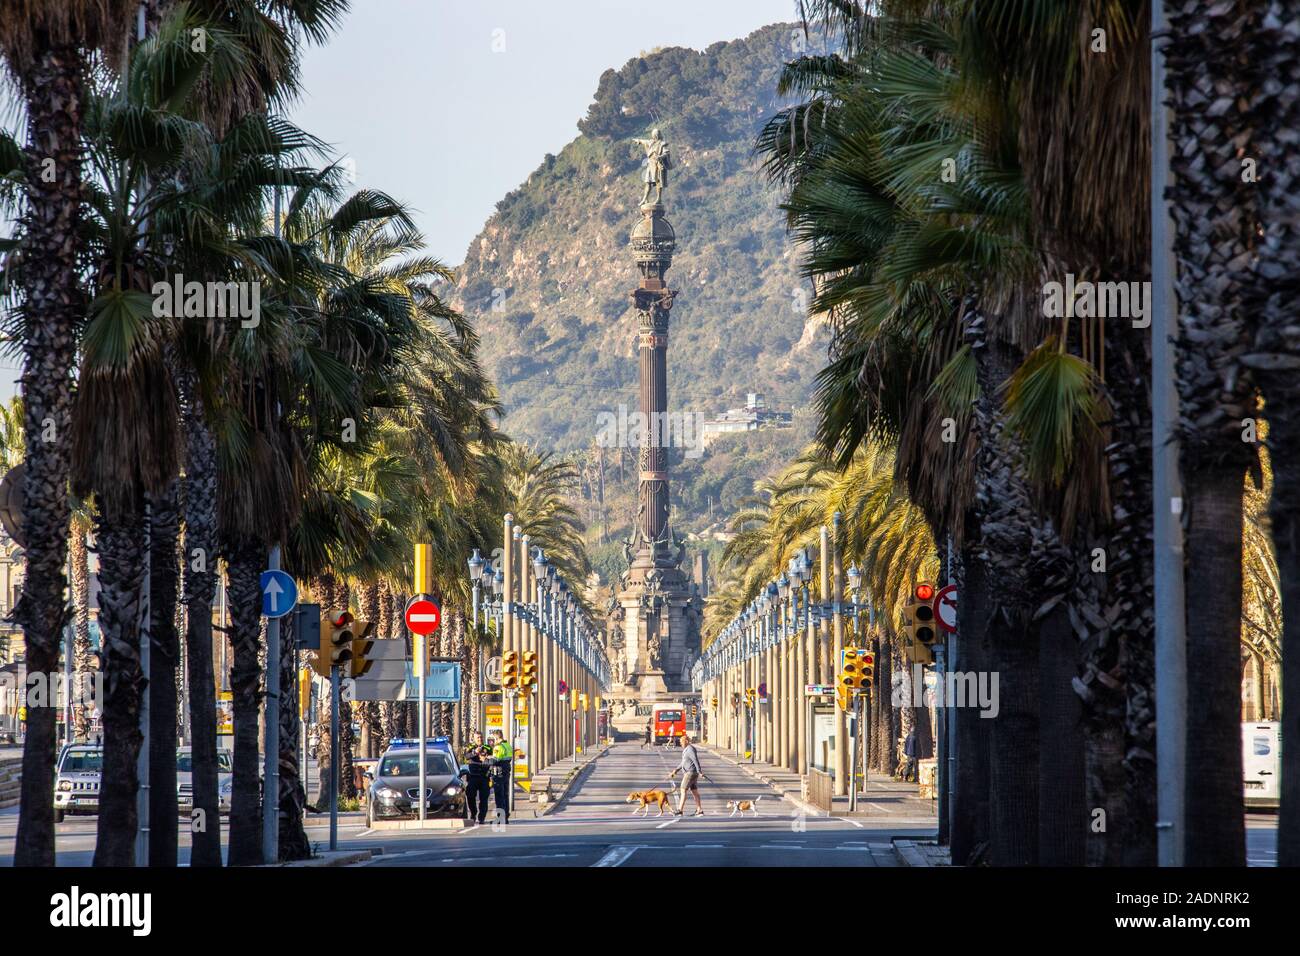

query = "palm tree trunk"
[951,539,991,865]
[91,506,149,867]
[277,608,310,861]
[1182,470,1247,865]
[1037,601,1084,865]
[178,364,221,866]
[71,520,92,742]
[148,478,181,867]
[223,537,264,865]
[12,39,85,870]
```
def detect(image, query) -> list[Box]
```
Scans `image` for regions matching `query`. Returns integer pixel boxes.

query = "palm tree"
[1240,0,1300,866]
[1162,0,1260,867]
[0,0,138,869]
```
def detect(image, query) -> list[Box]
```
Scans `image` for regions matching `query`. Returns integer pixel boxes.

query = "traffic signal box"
[744,687,756,708]
[520,651,538,694]
[298,667,312,716]
[711,696,718,709]
[570,688,579,710]
[349,621,376,679]
[502,650,520,690]
[313,610,361,677]
[837,647,876,711]
[901,581,938,664]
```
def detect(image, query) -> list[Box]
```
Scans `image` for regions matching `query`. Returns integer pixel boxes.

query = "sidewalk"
[708,747,938,821]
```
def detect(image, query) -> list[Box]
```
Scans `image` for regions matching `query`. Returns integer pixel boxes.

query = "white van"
[1242,721,1280,809]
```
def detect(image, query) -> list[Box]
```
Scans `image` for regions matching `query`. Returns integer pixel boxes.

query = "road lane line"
[593,845,642,867]
[656,816,679,829]
[834,817,864,828]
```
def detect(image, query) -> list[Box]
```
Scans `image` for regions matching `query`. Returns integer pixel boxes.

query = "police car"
[366,738,465,826]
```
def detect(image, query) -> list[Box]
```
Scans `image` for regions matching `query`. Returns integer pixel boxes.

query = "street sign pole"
[330,662,339,851]
[263,545,281,865]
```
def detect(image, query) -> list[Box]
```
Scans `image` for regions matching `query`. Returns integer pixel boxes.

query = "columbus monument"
[608,129,702,708]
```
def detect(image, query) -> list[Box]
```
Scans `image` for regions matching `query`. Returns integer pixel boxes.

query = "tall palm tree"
[0,0,138,869]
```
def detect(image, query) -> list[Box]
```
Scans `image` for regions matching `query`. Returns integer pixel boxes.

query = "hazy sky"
[288,0,797,264]
[0,0,797,397]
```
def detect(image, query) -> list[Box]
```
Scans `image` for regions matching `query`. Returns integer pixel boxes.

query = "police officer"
[489,729,514,824]
[462,745,491,825]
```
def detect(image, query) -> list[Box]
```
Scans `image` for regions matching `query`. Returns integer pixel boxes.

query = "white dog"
[726,797,762,817]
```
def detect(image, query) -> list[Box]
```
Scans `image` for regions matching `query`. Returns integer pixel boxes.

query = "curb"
[269,849,374,867]
[891,838,949,867]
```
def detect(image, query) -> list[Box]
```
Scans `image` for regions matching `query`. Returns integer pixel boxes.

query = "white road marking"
[866,803,892,813]
[593,845,642,867]
[835,817,865,828]
[684,844,725,849]
[655,816,679,829]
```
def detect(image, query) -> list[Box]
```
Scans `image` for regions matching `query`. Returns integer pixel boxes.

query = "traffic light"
[860,651,875,686]
[731,691,740,711]
[570,688,579,710]
[580,692,589,711]
[315,610,356,675]
[520,650,538,693]
[744,688,756,708]
[836,685,851,712]
[903,582,938,647]
[840,647,871,690]
[350,620,376,678]
[502,650,519,690]
[711,696,718,709]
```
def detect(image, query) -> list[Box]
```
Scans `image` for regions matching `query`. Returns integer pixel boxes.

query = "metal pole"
[1151,0,1187,868]
[415,543,431,824]
[329,663,339,850]
[263,544,281,864]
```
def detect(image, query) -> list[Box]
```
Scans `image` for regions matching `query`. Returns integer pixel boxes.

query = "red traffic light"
[915,582,935,602]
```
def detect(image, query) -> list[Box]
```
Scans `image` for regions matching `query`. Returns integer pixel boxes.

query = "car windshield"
[656,711,683,722]
[60,750,103,773]
[379,753,456,777]
[176,752,233,773]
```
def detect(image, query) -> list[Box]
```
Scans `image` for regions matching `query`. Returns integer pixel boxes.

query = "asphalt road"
[355,741,934,867]
[0,743,1281,867]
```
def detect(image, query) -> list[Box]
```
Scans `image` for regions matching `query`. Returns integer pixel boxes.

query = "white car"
[177,746,234,814]
[53,744,102,823]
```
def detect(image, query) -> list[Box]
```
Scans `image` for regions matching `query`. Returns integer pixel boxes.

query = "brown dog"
[726,797,762,817]
[626,789,672,817]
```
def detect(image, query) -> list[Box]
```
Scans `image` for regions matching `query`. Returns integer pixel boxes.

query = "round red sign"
[404,595,441,635]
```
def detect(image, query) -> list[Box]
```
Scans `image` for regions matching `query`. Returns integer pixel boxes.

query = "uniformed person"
[489,730,514,824]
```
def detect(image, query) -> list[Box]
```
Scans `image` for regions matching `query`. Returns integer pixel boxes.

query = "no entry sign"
[404,594,441,635]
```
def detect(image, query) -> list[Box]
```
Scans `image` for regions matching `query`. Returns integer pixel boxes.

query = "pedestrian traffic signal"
[502,650,519,690]
[520,650,538,692]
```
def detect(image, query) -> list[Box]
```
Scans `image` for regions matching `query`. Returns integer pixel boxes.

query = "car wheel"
[54,809,64,824]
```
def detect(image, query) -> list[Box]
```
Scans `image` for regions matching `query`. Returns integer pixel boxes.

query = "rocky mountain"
[450,23,829,453]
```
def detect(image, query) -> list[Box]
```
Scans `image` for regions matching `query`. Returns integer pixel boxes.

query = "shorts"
[681,772,699,792]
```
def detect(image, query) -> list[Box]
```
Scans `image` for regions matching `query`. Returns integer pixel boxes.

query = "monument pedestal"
[634,670,669,700]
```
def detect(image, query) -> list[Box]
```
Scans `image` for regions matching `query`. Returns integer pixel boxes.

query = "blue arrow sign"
[260,569,298,619]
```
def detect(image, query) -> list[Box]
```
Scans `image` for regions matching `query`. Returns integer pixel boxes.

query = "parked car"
[366,740,464,827]
[53,744,102,823]
[176,746,234,814]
